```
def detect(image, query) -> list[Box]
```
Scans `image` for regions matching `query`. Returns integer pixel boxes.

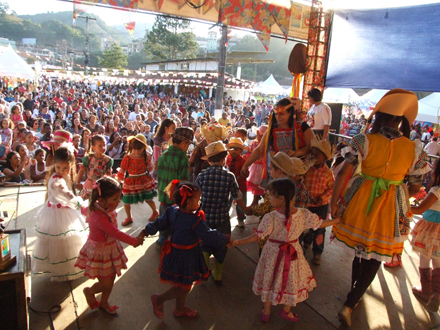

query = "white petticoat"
[32,203,88,281]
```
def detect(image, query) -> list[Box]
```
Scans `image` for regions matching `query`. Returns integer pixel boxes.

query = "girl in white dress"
[32,144,88,281]
[233,178,339,323]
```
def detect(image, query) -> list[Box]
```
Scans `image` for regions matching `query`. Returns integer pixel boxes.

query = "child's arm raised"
[412,192,438,214]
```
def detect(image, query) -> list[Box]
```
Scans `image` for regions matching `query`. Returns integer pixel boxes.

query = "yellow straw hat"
[201,141,227,160]
[368,88,418,124]
[201,123,229,143]
[226,137,245,150]
[311,138,333,160]
[127,134,148,147]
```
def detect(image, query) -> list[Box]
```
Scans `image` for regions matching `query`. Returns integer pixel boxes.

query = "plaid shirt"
[295,179,309,209]
[157,145,189,204]
[196,165,242,225]
[226,154,247,191]
[304,164,334,207]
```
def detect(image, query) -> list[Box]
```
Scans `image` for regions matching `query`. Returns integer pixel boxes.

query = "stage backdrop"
[326,3,440,92]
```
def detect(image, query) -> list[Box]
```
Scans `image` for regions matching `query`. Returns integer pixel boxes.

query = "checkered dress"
[196,165,242,225]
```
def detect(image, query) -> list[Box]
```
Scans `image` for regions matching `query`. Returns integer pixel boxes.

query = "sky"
[4,0,440,37]
[3,0,218,39]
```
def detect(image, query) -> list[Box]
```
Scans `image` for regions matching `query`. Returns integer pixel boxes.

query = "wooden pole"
[215,24,227,111]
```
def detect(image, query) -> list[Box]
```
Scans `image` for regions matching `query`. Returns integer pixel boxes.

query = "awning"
[72,0,310,50]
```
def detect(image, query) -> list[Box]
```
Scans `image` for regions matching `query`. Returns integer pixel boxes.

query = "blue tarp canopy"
[326,3,440,92]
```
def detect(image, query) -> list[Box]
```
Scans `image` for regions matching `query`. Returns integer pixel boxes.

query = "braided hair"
[267,178,296,225]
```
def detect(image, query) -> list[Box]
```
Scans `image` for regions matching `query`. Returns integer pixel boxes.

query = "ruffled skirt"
[75,237,128,279]
[32,205,88,281]
[411,218,440,259]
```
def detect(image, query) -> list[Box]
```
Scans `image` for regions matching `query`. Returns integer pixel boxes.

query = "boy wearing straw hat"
[196,141,247,283]
[189,123,228,181]
[303,139,335,265]
[226,137,248,227]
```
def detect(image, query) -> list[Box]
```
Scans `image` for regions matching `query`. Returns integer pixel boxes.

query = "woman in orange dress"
[330,89,430,326]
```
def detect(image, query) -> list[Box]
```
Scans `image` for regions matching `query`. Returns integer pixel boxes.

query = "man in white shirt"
[307,88,332,140]
[8,93,19,111]
[128,104,141,121]
[425,137,440,156]
[421,125,432,146]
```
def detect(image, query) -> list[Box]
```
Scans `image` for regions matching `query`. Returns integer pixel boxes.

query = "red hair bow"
[179,185,193,206]
[170,179,179,197]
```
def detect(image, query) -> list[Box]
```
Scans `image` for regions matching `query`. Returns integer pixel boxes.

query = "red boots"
[412,268,432,302]
[427,268,440,312]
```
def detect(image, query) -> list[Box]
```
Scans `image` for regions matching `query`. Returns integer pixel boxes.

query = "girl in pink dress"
[75,177,144,315]
[247,125,267,207]
[232,178,339,323]
[10,105,23,127]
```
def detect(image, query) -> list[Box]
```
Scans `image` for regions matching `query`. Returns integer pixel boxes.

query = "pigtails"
[85,135,93,155]
[285,196,290,227]
[127,139,133,155]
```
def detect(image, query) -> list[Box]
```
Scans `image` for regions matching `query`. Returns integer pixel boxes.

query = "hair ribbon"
[93,182,101,196]
[179,185,193,206]
[170,179,179,198]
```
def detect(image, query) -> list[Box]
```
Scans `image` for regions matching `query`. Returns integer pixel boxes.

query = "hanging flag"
[73,0,87,26]
[124,22,136,36]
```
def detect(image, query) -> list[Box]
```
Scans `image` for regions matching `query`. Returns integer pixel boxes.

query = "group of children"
[30,118,440,325]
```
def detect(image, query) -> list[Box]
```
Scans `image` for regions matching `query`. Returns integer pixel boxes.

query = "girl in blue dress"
[138,180,230,319]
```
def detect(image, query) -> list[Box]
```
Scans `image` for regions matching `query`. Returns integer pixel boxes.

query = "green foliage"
[144,15,198,60]
[230,34,297,84]
[98,43,127,69]
[127,51,147,70]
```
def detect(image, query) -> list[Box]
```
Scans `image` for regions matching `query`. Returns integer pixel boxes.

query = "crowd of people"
[0,80,436,327]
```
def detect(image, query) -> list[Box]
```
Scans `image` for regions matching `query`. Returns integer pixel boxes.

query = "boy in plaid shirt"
[155,127,194,249]
[196,141,247,283]
[304,139,335,265]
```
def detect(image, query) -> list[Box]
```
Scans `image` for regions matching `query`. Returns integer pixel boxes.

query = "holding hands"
[134,235,145,247]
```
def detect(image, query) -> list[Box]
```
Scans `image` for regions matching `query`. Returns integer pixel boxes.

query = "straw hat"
[270,152,311,176]
[368,88,418,124]
[171,127,194,144]
[311,138,333,160]
[201,141,227,160]
[41,130,72,148]
[226,137,245,150]
[201,123,229,143]
[128,133,148,147]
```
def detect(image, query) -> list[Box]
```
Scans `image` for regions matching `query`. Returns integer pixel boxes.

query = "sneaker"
[237,220,245,228]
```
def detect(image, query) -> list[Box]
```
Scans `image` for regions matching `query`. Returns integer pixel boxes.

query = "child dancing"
[138,180,230,319]
[116,134,158,225]
[411,159,440,312]
[233,178,339,323]
[32,144,88,281]
[75,177,144,314]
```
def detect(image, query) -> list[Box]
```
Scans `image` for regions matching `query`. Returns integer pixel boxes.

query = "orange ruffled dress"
[332,132,430,262]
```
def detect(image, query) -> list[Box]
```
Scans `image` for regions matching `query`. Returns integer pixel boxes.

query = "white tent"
[0,44,35,80]
[360,89,389,103]
[322,88,359,103]
[254,74,287,95]
[416,93,440,123]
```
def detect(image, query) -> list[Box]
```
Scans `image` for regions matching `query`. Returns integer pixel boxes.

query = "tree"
[127,51,147,70]
[98,43,127,69]
[144,15,198,60]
